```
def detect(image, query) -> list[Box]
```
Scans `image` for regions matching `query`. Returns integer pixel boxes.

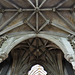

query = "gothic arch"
[0,0,75,74]
[0,33,75,70]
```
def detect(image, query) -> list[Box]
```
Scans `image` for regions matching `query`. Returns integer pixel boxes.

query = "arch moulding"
[0,33,75,70]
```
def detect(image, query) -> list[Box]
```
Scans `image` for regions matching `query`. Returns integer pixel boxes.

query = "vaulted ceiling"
[0,0,75,75]
[0,0,75,37]
[11,37,64,75]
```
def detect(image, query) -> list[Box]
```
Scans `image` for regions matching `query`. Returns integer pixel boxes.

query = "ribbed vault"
[0,0,75,37]
[10,37,64,75]
[0,0,75,75]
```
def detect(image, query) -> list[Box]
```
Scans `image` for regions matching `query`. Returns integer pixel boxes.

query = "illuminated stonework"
[28,64,47,75]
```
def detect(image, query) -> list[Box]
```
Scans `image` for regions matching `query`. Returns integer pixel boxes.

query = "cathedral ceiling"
[0,0,75,37]
[11,37,64,75]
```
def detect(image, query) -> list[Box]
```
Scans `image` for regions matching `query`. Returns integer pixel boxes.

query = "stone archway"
[0,33,75,70]
[0,0,75,75]
[0,34,75,75]
[10,37,64,75]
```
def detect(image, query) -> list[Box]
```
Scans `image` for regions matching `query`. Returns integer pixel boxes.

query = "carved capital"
[0,51,8,63]
[64,53,75,70]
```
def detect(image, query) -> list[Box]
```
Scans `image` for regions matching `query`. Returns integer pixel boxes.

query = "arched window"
[28,64,47,75]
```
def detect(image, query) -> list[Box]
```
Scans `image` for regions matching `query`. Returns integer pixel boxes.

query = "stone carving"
[68,35,75,51]
[0,35,8,47]
[68,36,75,70]
[65,34,75,69]
[0,51,8,63]
[60,37,75,70]
[0,35,8,63]
[64,53,75,70]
